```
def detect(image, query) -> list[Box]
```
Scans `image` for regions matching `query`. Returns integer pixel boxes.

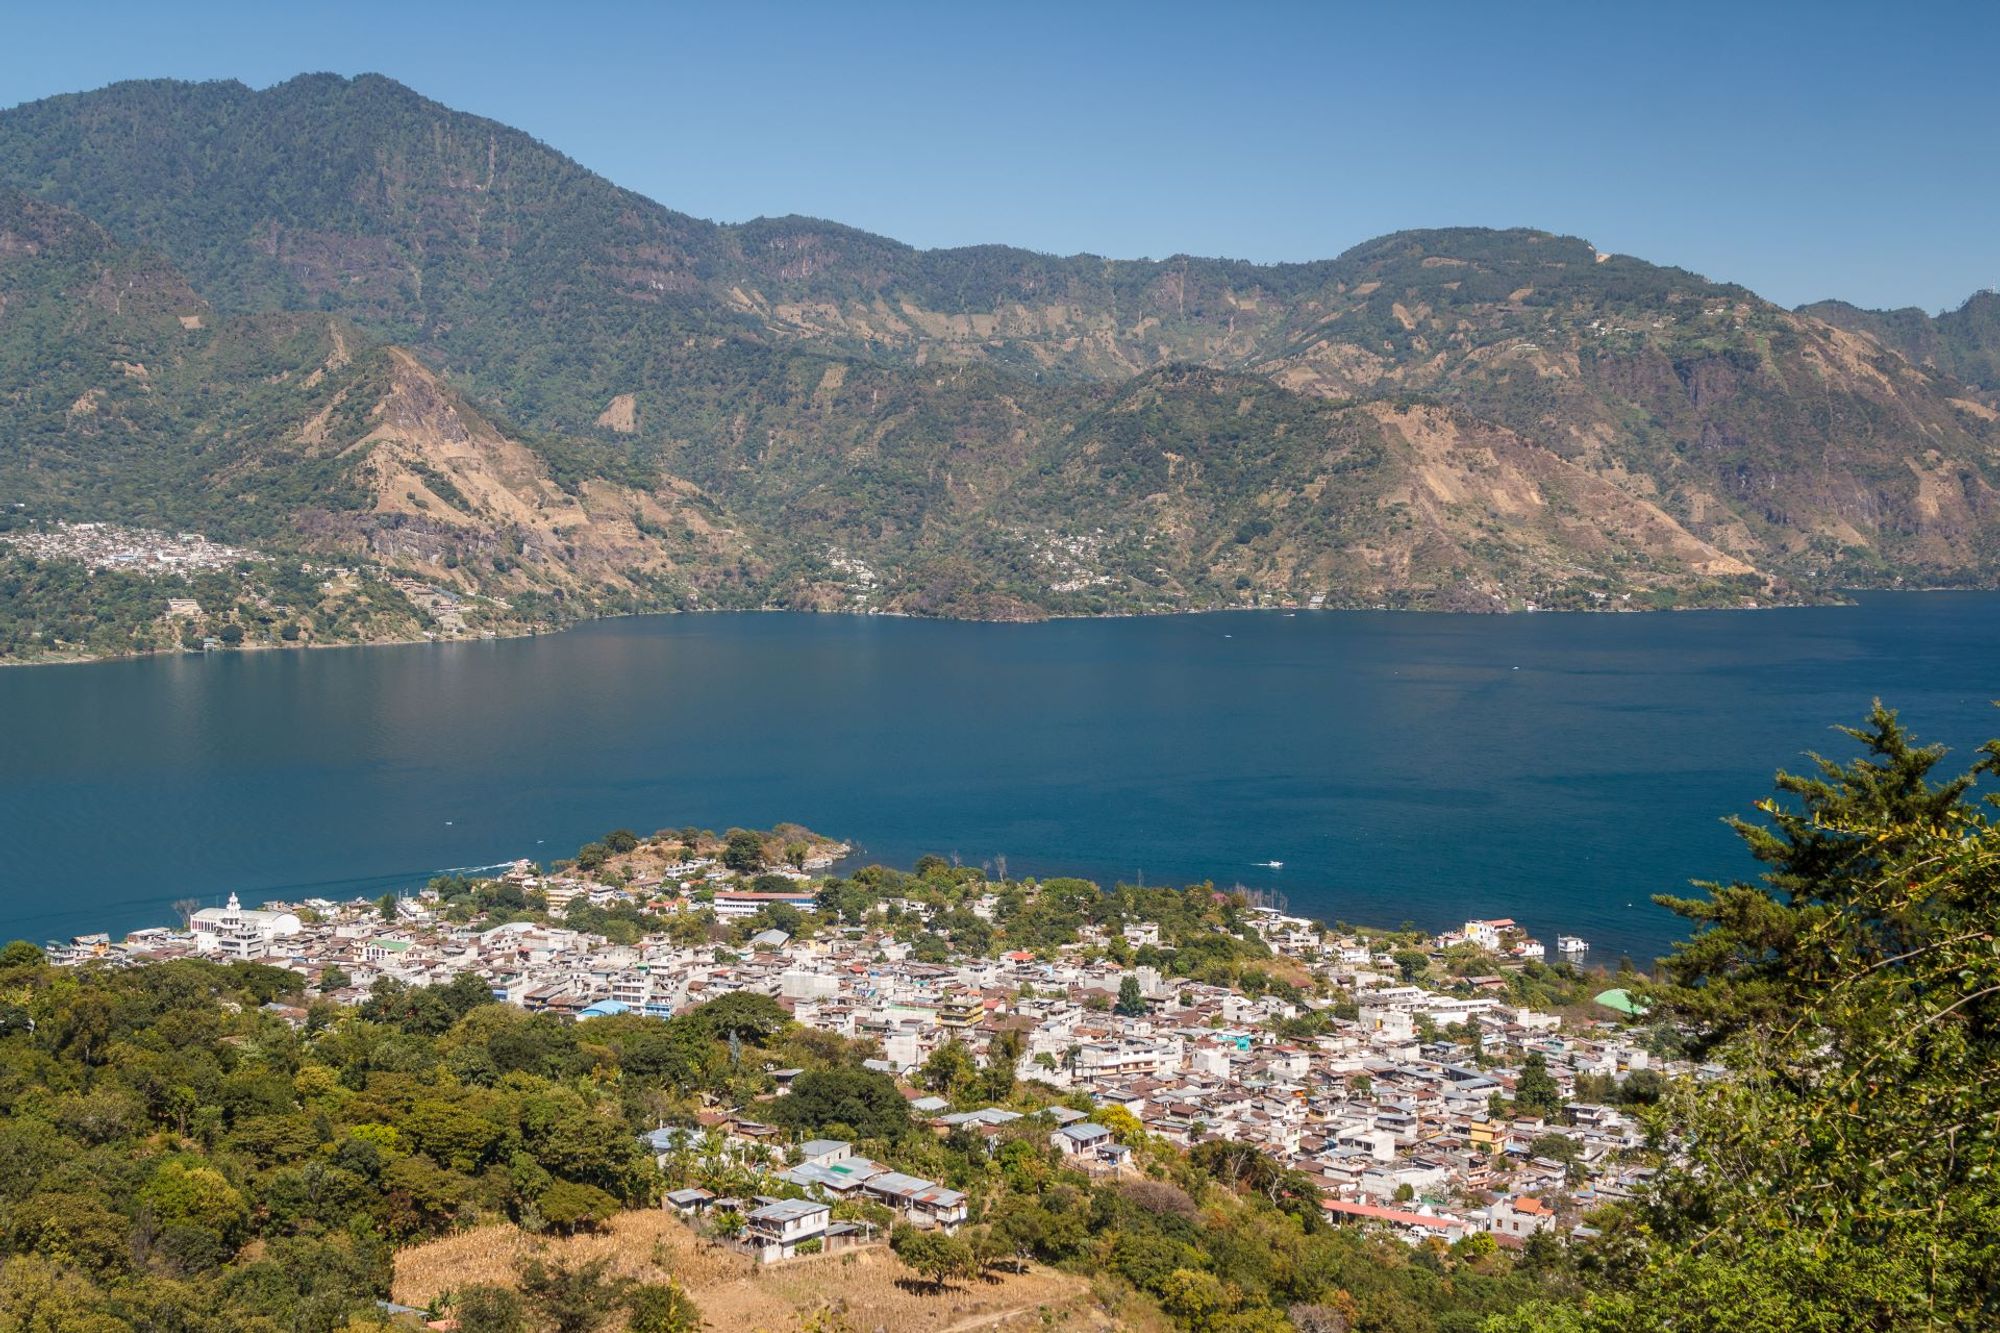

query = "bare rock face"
[595,394,638,433]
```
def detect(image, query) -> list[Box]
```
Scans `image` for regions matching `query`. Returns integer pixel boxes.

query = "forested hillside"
[1,73,1997,654]
[1802,290,2000,394]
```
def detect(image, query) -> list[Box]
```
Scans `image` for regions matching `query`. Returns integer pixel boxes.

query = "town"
[0,519,260,573]
[48,825,1664,1266]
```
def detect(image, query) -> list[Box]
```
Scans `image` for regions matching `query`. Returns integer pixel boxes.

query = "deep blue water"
[4,596,1998,961]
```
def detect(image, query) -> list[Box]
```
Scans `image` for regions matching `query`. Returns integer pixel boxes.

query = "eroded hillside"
[2,75,1998,643]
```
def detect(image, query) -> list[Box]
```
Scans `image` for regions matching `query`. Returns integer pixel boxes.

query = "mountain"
[0,192,763,633]
[0,73,1996,651]
[1799,290,2000,394]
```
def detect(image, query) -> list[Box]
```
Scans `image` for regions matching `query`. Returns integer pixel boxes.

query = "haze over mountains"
[2,72,1996,627]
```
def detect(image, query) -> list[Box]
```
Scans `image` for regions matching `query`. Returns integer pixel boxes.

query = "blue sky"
[2,0,1992,311]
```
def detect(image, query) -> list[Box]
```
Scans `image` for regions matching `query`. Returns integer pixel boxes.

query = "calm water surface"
[4,596,1998,959]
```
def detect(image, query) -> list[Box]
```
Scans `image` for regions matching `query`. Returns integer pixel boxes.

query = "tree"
[979,1028,1023,1101]
[1540,705,2000,1330]
[721,829,765,872]
[625,1281,703,1333]
[1288,1296,1360,1333]
[772,1068,912,1141]
[1655,700,1984,1045]
[1615,1067,1663,1105]
[1115,975,1146,1017]
[454,1285,527,1333]
[1094,1106,1145,1144]
[745,899,803,937]
[380,1153,471,1238]
[1512,1053,1561,1116]
[987,1196,1046,1273]
[0,940,44,968]
[0,1256,119,1330]
[686,992,788,1043]
[376,892,398,923]
[138,1162,248,1244]
[1527,1132,1585,1184]
[538,1179,621,1234]
[921,1041,977,1097]
[517,1255,626,1333]
[5,1191,131,1276]
[1392,949,1429,982]
[890,1223,973,1291]
[1160,1267,1232,1331]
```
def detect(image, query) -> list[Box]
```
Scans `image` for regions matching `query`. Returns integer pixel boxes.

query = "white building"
[190,893,302,958]
[1463,918,1518,950]
[1052,1121,1114,1157]
[1075,1037,1183,1081]
[712,890,818,920]
[743,1198,831,1261]
[1485,1195,1557,1240]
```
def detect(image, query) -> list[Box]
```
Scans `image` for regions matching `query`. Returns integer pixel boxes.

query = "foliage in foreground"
[1497,703,2000,1331]
[0,948,1540,1332]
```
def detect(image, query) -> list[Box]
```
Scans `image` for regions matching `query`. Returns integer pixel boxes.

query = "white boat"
[1256,860,1284,869]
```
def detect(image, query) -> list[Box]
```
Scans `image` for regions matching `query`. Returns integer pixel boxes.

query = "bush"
[538,1179,621,1235]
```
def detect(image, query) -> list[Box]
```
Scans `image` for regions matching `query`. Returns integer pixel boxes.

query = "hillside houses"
[51,876,1665,1254]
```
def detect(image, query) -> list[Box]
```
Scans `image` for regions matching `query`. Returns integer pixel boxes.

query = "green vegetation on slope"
[1802,290,2000,393]
[0,955,1548,1331]
[0,545,429,662]
[1496,704,2000,1331]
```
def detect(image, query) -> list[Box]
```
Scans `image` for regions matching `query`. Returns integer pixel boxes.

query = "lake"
[4,595,1998,960]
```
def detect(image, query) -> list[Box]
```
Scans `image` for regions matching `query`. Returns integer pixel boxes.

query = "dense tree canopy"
[1499,704,2000,1330]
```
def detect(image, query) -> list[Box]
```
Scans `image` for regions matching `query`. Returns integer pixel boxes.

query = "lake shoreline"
[1,582,1913,671]
[7,592,1997,954]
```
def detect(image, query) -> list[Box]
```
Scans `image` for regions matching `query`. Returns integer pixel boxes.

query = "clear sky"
[2,0,1992,312]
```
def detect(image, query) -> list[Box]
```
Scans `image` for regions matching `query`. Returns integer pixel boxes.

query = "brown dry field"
[392,1209,1133,1332]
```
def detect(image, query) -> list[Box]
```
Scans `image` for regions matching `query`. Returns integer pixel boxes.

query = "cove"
[5,595,1999,960]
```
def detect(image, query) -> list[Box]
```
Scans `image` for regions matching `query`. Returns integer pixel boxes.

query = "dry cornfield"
[391,1209,1127,1333]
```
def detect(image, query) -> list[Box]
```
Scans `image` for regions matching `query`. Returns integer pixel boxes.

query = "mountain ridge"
[0,73,1996,657]
[1798,290,2000,394]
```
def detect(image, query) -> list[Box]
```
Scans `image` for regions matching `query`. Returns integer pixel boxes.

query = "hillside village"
[48,827,1670,1265]
[0,519,258,574]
